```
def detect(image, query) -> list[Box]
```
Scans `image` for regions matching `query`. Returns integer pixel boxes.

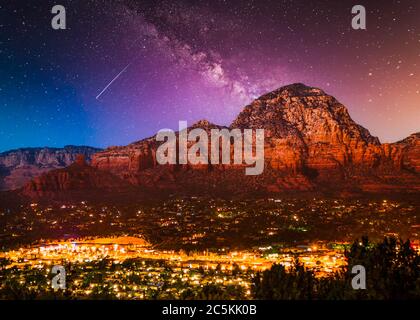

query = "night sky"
[1,0,419,152]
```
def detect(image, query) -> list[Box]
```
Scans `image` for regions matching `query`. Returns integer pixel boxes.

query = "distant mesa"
[22,151,130,198]
[9,83,420,199]
[0,146,101,191]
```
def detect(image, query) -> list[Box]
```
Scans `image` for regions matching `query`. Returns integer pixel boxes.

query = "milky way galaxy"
[1,0,419,151]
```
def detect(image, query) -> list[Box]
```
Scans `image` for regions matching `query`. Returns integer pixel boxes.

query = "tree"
[252,237,420,300]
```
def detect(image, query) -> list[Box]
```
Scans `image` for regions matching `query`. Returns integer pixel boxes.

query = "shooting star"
[96,63,131,100]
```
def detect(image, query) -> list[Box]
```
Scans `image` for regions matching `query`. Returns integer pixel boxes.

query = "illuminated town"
[1,197,419,299]
[0,235,349,299]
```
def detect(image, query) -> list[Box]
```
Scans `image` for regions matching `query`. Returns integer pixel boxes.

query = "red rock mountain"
[22,84,420,198]
[0,146,101,191]
[23,155,128,198]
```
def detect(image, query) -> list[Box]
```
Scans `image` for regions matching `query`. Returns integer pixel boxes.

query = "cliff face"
[92,140,158,181]
[231,83,381,173]
[22,155,128,198]
[87,84,419,193]
[92,120,228,180]
[393,133,420,173]
[21,84,420,197]
[0,146,101,190]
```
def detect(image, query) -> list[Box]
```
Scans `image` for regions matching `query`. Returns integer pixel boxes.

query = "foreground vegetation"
[1,237,419,299]
[253,237,420,299]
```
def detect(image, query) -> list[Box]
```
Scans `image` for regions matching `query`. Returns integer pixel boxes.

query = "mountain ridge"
[0,145,101,191]
[15,83,420,198]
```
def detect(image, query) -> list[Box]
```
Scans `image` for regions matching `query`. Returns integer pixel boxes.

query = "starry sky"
[0,0,419,152]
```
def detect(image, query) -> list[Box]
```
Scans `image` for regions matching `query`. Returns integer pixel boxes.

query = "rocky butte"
[21,84,419,198]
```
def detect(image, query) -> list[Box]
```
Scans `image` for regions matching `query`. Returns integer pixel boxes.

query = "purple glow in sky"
[1,0,419,151]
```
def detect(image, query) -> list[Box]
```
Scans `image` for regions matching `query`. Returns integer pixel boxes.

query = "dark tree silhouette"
[252,237,420,300]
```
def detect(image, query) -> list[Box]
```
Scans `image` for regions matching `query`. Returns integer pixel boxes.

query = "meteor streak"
[96,63,131,100]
